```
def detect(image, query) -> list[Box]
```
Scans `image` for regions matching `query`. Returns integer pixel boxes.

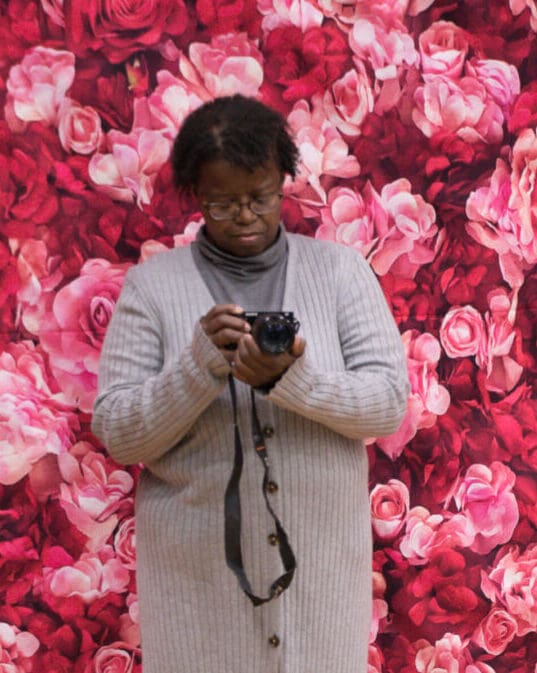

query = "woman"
[92,95,409,673]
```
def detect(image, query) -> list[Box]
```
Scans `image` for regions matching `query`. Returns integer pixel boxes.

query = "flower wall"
[1,0,537,671]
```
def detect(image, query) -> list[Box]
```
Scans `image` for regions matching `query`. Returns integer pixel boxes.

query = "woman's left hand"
[232,334,306,389]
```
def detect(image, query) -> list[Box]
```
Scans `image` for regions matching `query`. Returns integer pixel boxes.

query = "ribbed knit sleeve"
[91,274,230,466]
[268,244,409,440]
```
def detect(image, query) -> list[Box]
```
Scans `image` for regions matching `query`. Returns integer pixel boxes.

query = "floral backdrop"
[1,0,537,671]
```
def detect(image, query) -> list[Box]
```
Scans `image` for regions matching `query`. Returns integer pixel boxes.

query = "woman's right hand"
[200,304,251,363]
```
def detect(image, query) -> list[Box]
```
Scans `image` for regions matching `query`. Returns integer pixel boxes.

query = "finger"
[290,336,306,358]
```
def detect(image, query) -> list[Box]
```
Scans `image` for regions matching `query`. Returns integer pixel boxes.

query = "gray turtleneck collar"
[191,225,288,311]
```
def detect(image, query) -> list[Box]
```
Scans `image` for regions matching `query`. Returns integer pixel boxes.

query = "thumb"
[291,336,306,358]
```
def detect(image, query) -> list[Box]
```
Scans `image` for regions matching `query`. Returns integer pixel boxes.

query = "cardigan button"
[266,481,279,494]
[268,634,280,648]
[263,424,275,438]
[267,533,279,546]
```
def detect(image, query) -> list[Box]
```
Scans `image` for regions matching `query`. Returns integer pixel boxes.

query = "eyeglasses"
[203,191,283,221]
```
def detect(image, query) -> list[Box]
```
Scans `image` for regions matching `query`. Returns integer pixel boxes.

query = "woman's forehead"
[196,159,282,196]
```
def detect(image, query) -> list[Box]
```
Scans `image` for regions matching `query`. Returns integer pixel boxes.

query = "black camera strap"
[224,375,296,606]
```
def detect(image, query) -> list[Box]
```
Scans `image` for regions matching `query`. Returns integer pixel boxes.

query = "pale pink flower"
[407,0,436,15]
[452,462,519,554]
[367,179,439,278]
[38,258,131,413]
[510,0,537,31]
[465,58,520,112]
[114,516,137,571]
[41,0,65,26]
[349,16,418,82]
[0,341,77,486]
[479,288,523,393]
[258,0,324,32]
[419,21,470,79]
[481,543,537,635]
[313,64,374,137]
[15,238,63,335]
[285,99,360,215]
[367,645,383,673]
[472,607,518,655]
[139,219,204,262]
[440,305,487,359]
[416,637,495,673]
[93,642,139,673]
[42,545,130,604]
[412,75,504,144]
[377,330,450,459]
[89,127,171,206]
[370,597,388,644]
[179,33,264,99]
[509,127,537,255]
[0,622,40,673]
[132,70,204,141]
[316,186,376,255]
[5,46,75,129]
[57,98,103,154]
[370,479,410,539]
[58,443,134,551]
[465,158,527,288]
[400,506,474,564]
[119,593,140,646]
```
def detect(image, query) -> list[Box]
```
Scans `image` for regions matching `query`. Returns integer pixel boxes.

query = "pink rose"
[114,516,136,571]
[316,186,376,255]
[370,479,410,539]
[481,543,537,635]
[472,607,518,655]
[349,17,418,82]
[93,642,139,673]
[510,0,537,31]
[38,258,131,412]
[57,98,103,154]
[179,33,264,99]
[258,0,324,32]
[465,58,521,112]
[412,75,504,144]
[440,305,486,359]
[479,288,523,393]
[399,506,474,565]
[452,462,519,554]
[0,341,77,485]
[132,70,204,142]
[0,622,40,673]
[367,645,383,673]
[89,128,171,206]
[15,238,63,335]
[285,99,361,215]
[119,593,141,646]
[377,330,450,459]
[418,21,470,79]
[465,158,526,289]
[42,545,130,604]
[415,634,494,673]
[5,46,75,130]
[367,179,439,278]
[509,128,537,255]
[313,64,374,137]
[58,443,134,551]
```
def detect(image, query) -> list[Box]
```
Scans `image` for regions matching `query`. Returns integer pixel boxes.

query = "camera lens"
[254,315,295,354]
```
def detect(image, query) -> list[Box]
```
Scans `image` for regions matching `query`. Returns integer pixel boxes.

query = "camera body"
[241,311,300,354]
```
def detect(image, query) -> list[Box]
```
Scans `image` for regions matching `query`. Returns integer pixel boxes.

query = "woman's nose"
[235,201,257,224]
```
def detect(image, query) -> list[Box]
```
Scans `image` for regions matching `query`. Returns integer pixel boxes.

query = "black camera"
[241,311,300,354]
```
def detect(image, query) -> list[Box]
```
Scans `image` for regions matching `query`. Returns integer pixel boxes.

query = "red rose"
[63,0,189,63]
[263,21,351,102]
[196,0,262,37]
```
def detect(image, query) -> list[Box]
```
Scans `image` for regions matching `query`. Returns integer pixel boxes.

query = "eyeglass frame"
[201,190,284,221]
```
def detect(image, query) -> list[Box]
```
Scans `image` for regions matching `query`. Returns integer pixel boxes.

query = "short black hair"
[171,95,299,193]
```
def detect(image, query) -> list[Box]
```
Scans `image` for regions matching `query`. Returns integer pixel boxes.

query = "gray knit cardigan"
[92,233,409,673]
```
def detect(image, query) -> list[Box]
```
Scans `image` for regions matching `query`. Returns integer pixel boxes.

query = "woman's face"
[195,159,284,257]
